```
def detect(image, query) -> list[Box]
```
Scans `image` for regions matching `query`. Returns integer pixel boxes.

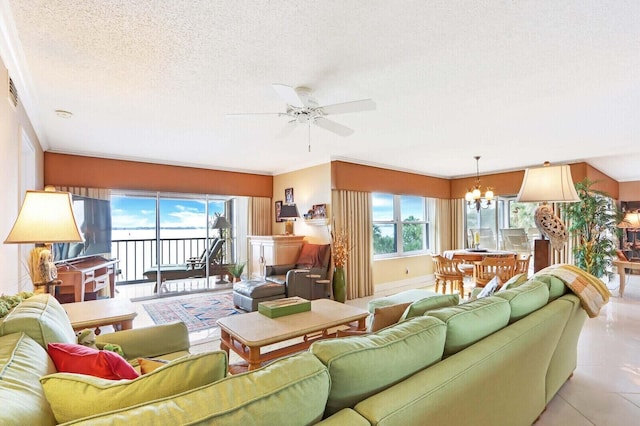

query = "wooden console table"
[56,256,119,302]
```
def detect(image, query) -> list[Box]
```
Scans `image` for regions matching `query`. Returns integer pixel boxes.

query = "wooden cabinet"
[55,256,119,303]
[247,235,305,278]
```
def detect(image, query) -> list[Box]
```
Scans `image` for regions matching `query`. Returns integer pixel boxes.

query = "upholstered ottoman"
[233,280,286,312]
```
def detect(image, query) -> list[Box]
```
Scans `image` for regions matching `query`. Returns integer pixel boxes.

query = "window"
[372,193,431,257]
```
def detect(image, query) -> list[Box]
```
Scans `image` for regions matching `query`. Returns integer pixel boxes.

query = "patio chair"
[143,238,225,282]
[500,228,530,253]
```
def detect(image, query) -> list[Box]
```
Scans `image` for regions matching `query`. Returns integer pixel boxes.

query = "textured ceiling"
[2,0,639,181]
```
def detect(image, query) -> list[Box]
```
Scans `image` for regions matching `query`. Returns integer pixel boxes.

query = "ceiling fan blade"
[226,112,288,118]
[318,99,376,115]
[276,120,298,138]
[272,84,305,108]
[314,117,354,137]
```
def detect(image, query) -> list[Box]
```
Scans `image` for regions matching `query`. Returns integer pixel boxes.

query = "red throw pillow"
[47,343,139,380]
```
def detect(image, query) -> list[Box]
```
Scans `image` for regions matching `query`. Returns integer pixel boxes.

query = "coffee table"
[64,298,138,335]
[217,299,369,370]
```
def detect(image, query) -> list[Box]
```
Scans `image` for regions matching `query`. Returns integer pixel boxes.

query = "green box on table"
[258,297,311,318]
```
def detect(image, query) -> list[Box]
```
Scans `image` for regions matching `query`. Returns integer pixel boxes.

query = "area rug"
[143,293,241,332]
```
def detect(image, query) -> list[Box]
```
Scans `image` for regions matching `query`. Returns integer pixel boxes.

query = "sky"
[372,193,425,221]
[111,196,225,229]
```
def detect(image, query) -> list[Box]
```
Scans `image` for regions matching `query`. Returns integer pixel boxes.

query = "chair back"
[473,256,517,287]
[515,253,531,276]
[432,255,463,279]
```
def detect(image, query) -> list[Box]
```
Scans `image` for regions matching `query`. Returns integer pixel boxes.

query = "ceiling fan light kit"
[228,84,376,151]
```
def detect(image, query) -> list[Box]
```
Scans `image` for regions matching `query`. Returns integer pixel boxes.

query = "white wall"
[0,55,44,294]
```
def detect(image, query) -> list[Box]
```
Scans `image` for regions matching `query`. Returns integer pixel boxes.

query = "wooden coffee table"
[217,299,368,370]
[64,298,138,335]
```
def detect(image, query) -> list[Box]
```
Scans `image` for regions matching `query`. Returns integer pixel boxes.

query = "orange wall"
[451,170,525,198]
[44,153,272,197]
[619,181,640,201]
[450,162,620,199]
[331,160,450,198]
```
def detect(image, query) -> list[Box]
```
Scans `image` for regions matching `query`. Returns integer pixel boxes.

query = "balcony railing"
[112,237,211,283]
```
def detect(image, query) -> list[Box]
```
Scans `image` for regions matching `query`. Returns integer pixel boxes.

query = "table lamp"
[279,204,300,235]
[617,211,640,249]
[516,161,580,272]
[4,189,82,287]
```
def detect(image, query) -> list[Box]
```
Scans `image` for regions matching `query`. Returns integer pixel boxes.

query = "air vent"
[8,77,18,108]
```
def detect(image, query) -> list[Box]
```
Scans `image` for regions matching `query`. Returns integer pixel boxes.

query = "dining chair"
[515,253,531,277]
[473,256,517,288]
[432,255,465,296]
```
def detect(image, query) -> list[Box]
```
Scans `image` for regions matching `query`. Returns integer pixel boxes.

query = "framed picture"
[312,204,327,218]
[285,188,294,204]
[275,201,283,222]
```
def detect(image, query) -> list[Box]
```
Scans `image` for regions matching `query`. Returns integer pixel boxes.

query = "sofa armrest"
[286,269,313,298]
[265,263,296,276]
[95,322,190,360]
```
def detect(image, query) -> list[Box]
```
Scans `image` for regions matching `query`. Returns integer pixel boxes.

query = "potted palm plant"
[562,178,620,278]
[227,262,246,283]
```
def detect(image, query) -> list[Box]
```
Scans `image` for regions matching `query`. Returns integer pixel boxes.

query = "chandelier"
[465,156,494,212]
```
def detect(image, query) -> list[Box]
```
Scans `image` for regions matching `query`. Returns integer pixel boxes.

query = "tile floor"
[114,273,640,425]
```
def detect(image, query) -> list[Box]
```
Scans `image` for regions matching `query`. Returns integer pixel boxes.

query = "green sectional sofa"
[0,269,595,425]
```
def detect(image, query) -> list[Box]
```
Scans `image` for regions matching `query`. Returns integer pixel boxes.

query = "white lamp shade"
[618,212,640,229]
[4,190,83,244]
[516,164,580,203]
[211,215,231,229]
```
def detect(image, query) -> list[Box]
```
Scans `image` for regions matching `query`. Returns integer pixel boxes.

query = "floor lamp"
[210,214,232,284]
[4,189,83,291]
[516,162,580,273]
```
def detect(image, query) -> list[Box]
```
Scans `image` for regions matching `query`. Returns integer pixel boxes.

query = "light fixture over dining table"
[465,156,494,212]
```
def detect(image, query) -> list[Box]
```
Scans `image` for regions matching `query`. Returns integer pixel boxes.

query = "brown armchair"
[265,243,331,300]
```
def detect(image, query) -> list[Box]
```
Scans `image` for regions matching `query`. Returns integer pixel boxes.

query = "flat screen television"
[54,195,112,262]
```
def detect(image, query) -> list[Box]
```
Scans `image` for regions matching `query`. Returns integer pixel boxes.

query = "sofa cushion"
[0,332,57,426]
[47,343,139,380]
[399,294,460,321]
[426,297,511,356]
[367,289,438,313]
[494,280,550,323]
[41,351,228,424]
[0,294,76,348]
[311,316,446,416]
[533,274,569,302]
[63,352,330,426]
[369,302,411,332]
[499,272,529,291]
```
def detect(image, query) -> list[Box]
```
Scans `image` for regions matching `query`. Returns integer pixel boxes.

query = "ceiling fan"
[228,84,376,151]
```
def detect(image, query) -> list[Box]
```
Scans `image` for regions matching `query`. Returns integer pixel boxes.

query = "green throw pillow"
[40,351,228,424]
[399,294,459,321]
